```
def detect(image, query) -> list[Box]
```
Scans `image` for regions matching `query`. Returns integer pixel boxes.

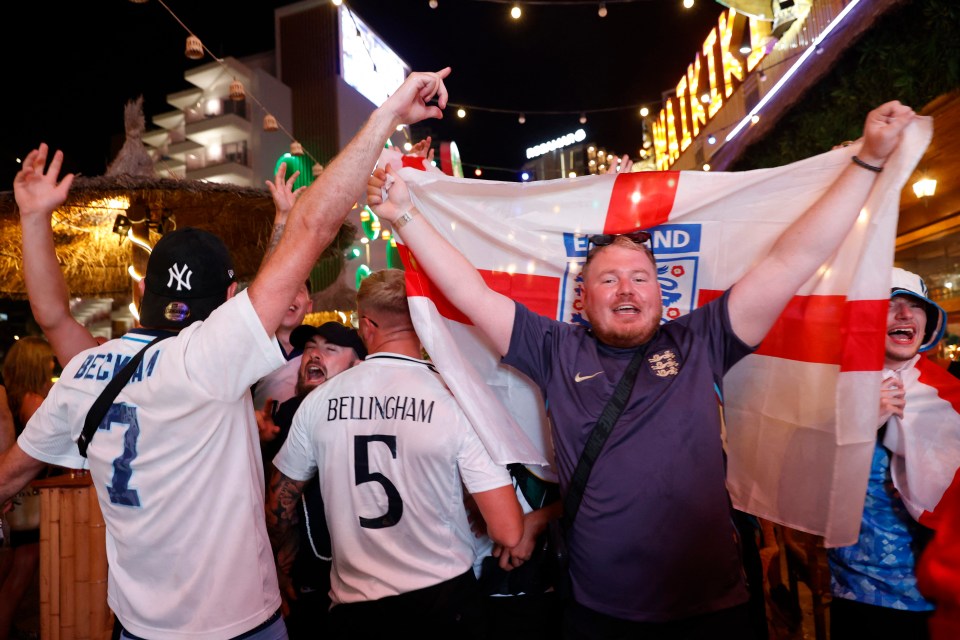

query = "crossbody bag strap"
[561,344,647,530]
[78,334,173,458]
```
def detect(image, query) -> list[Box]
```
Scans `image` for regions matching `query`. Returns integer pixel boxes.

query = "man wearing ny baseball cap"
[828,267,955,639]
[3,66,454,639]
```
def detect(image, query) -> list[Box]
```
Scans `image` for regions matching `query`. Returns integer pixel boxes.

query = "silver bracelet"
[394,209,418,229]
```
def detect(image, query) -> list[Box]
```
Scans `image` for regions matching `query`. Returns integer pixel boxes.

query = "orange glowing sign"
[652,9,770,170]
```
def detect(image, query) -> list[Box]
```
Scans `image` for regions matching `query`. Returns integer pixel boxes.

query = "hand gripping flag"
[390,118,931,546]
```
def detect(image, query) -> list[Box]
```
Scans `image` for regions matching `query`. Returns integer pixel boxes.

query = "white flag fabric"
[884,354,960,527]
[389,118,931,547]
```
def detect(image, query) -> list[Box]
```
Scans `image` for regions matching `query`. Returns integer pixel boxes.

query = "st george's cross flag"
[884,354,960,529]
[387,118,932,547]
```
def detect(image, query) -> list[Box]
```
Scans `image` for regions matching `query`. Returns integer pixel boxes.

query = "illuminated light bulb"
[457,108,466,118]
[360,237,369,244]
[947,282,954,290]
[700,93,710,104]
[332,0,343,5]
[580,113,587,124]
[683,0,694,7]
[751,114,760,124]
[396,124,405,132]
[521,171,530,181]
[639,149,647,158]
[588,159,596,166]
[403,142,413,152]
[598,3,607,17]
[703,163,711,171]
[568,171,577,178]
[913,178,937,198]
[639,107,650,117]
[429,0,438,7]
[510,4,521,19]
[475,168,482,177]
[587,146,596,153]
[518,113,526,124]
[707,134,717,144]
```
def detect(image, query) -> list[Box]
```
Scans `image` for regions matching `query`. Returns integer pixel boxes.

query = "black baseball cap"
[139,228,236,330]
[290,322,367,360]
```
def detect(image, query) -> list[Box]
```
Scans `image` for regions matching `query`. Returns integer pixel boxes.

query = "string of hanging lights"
[150,0,320,165]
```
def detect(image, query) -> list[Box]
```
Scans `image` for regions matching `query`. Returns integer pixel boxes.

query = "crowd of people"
[0,67,957,640]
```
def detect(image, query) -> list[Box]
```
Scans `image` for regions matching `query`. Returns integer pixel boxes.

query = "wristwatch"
[394,209,418,229]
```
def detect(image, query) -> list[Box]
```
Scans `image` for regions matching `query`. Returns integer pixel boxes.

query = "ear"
[225,282,239,300]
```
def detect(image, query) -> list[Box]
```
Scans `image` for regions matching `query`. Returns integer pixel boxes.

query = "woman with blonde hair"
[0,336,56,638]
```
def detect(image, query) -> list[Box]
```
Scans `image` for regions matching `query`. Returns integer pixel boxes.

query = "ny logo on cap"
[167,263,193,291]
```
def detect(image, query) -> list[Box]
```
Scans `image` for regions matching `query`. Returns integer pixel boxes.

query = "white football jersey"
[274,353,510,605]
[19,290,285,640]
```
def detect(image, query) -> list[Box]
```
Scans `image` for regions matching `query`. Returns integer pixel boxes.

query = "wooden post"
[35,472,113,640]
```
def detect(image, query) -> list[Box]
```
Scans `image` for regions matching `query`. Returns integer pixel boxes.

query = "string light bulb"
[510,4,522,19]
[579,113,587,124]
[707,134,717,144]
[639,107,650,117]
[683,0,694,8]
[598,3,607,17]
[475,168,482,177]
[229,79,245,101]
[185,35,204,60]
[429,0,438,7]
[263,114,279,132]
[457,107,466,118]
[518,113,526,124]
[291,141,304,156]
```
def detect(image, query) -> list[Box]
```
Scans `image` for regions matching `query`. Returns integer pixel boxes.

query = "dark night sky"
[0,0,724,188]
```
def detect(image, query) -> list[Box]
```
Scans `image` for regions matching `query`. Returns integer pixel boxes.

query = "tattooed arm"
[259,162,305,273]
[266,466,307,615]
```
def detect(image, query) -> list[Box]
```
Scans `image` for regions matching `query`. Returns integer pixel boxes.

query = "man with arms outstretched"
[367,101,916,638]
[0,67,452,639]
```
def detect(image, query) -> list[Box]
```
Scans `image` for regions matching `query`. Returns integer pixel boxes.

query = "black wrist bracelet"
[852,155,883,173]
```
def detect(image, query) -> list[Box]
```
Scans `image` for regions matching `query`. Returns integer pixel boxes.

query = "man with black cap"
[0,66,452,639]
[259,322,366,638]
[828,267,955,639]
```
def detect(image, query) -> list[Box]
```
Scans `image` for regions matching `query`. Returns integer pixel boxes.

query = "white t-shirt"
[253,353,300,410]
[19,290,285,640]
[274,352,510,605]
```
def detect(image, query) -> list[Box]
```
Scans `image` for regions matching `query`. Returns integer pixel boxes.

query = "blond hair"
[357,269,410,321]
[2,336,54,427]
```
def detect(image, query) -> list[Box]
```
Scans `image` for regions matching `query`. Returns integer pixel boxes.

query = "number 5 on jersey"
[354,435,404,529]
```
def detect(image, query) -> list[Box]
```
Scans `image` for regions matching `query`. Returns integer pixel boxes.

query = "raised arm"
[366,165,516,356]
[258,163,305,271]
[248,68,451,336]
[729,101,916,346]
[14,144,98,365]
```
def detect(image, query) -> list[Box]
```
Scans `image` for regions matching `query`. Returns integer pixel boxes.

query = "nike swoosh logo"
[574,371,603,383]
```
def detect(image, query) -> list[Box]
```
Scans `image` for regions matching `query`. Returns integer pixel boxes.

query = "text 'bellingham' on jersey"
[327,395,436,423]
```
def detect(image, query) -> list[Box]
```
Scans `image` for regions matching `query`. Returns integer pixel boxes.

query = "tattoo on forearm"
[266,471,304,573]
[262,223,285,263]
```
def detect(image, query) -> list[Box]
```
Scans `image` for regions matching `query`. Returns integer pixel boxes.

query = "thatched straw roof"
[0,175,354,301]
